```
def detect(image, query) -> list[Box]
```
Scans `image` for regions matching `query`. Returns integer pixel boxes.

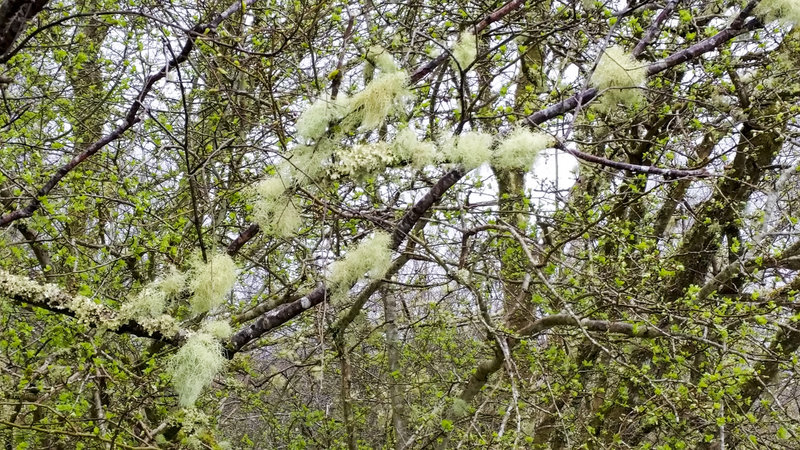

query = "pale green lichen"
[121,286,166,319]
[755,0,800,25]
[453,31,478,70]
[492,128,553,170]
[188,253,238,315]
[345,71,410,131]
[289,141,336,181]
[167,332,226,406]
[393,127,438,169]
[367,45,399,73]
[329,232,393,287]
[590,46,647,109]
[201,320,233,339]
[444,131,494,170]
[0,270,180,337]
[157,266,186,297]
[252,176,301,237]
[590,46,646,90]
[295,95,349,141]
[338,142,395,176]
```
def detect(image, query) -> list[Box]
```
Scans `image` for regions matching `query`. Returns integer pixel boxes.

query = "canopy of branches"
[1,0,800,448]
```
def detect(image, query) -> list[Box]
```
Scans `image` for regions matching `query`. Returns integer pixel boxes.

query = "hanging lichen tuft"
[167,332,227,407]
[188,253,238,315]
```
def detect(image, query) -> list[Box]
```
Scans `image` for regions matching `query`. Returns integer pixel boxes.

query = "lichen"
[444,131,494,170]
[393,127,438,168]
[188,253,238,315]
[590,46,647,110]
[755,0,800,25]
[492,128,553,171]
[121,286,166,319]
[202,320,233,339]
[0,270,179,337]
[345,71,410,131]
[329,232,393,288]
[252,176,301,237]
[453,32,478,70]
[367,45,399,73]
[289,142,336,181]
[590,46,646,90]
[167,332,226,407]
[338,142,395,176]
[157,266,186,297]
[295,95,349,141]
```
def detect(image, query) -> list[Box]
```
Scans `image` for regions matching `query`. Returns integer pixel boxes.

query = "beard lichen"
[755,0,800,25]
[345,70,411,131]
[167,331,226,407]
[201,320,233,339]
[452,31,478,70]
[590,46,646,109]
[329,232,393,288]
[367,45,399,73]
[393,127,438,168]
[295,95,349,141]
[188,253,238,315]
[252,176,301,237]
[492,128,553,171]
[444,131,494,170]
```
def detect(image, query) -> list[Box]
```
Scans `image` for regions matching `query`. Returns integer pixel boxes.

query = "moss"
[345,71,410,131]
[492,128,553,171]
[167,332,226,407]
[755,0,800,25]
[453,32,478,70]
[444,131,494,170]
[188,253,238,315]
[329,232,393,287]
[393,127,438,168]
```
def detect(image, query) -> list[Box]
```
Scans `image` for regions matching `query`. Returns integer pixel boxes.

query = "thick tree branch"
[0,270,181,343]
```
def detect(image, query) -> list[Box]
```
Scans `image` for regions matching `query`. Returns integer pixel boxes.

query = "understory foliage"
[1,0,800,449]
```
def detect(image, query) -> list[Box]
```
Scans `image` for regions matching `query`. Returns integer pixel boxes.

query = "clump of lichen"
[121,286,167,319]
[755,0,800,25]
[0,270,180,337]
[345,71,411,131]
[251,176,302,237]
[492,129,553,171]
[188,253,238,315]
[201,320,233,339]
[329,232,393,288]
[295,95,349,141]
[338,142,395,176]
[393,127,438,168]
[590,46,646,109]
[367,45,399,73]
[452,31,478,70]
[444,131,494,170]
[167,332,226,406]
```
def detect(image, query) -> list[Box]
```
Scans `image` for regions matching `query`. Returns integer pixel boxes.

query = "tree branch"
[0,0,260,228]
